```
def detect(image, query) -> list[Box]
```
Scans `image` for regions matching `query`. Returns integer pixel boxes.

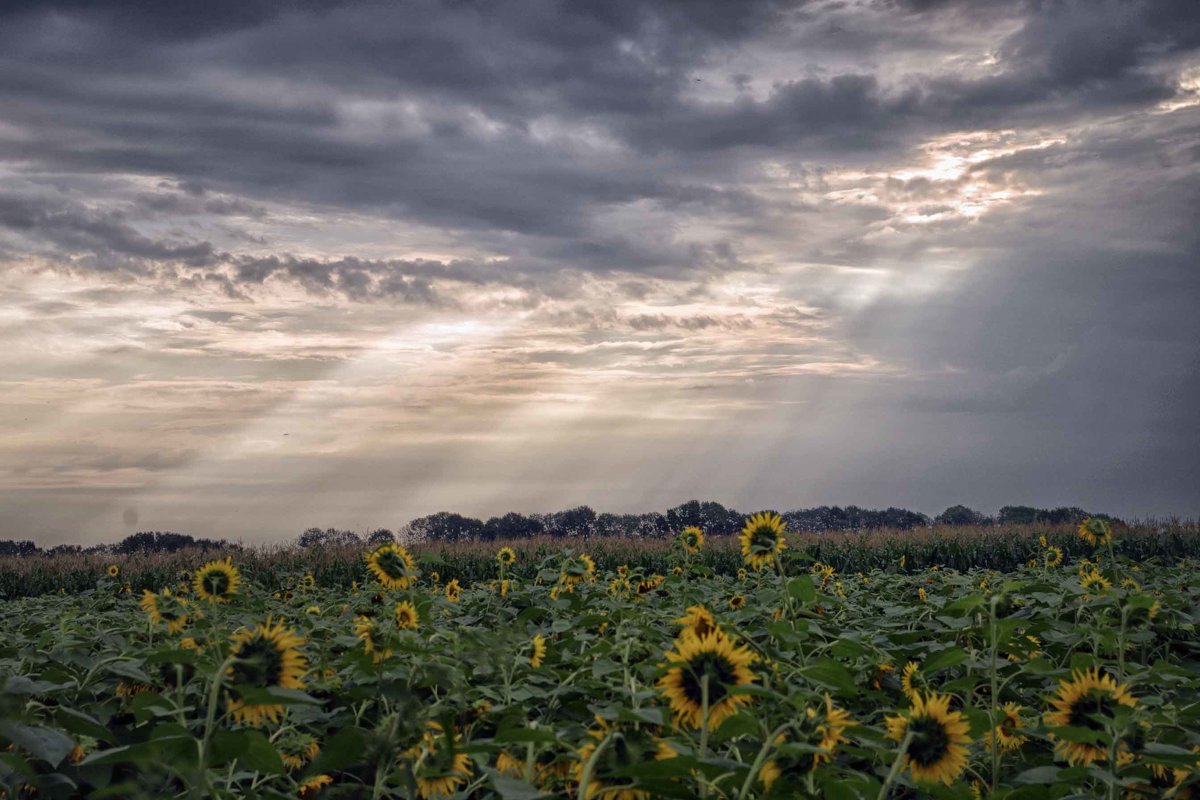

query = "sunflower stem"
[876,730,913,800]
[698,674,711,799]
[988,595,1000,795]
[197,653,237,797]
[577,730,616,800]
[736,722,791,800]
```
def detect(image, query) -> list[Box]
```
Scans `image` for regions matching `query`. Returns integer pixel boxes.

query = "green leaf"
[788,575,816,604]
[0,722,75,767]
[1014,766,1062,784]
[490,772,552,800]
[212,729,285,775]
[923,647,967,673]
[306,727,368,774]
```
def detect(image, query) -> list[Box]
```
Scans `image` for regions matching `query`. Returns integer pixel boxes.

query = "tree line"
[0,502,1117,555]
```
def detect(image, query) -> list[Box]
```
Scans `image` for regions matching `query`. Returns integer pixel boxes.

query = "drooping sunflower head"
[496,547,517,567]
[678,526,705,554]
[395,600,420,630]
[985,702,1028,752]
[739,512,787,571]
[561,553,597,587]
[635,575,664,597]
[885,692,972,786]
[279,733,321,771]
[1045,667,1138,766]
[918,587,928,602]
[1078,517,1113,547]
[657,630,757,730]
[404,721,474,800]
[760,694,856,787]
[530,634,547,668]
[365,544,419,591]
[444,579,462,603]
[676,605,716,640]
[193,557,241,603]
[298,774,333,799]
[106,564,120,578]
[139,588,190,634]
[573,718,677,800]
[355,615,392,663]
[226,617,307,726]
[901,661,921,701]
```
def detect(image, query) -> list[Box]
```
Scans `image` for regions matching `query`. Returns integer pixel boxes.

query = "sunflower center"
[230,636,285,689]
[1067,693,1117,731]
[376,550,408,579]
[680,652,737,706]
[203,571,230,597]
[907,715,951,767]
[749,527,778,553]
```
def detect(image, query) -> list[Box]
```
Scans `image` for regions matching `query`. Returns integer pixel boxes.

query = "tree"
[482,513,544,541]
[0,539,38,556]
[403,513,483,544]
[934,505,990,526]
[297,528,362,549]
[366,529,396,546]
[543,506,597,538]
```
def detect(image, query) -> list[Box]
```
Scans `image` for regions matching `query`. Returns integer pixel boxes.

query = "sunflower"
[672,565,683,576]
[918,587,928,602]
[226,617,307,727]
[739,512,787,571]
[404,722,473,800]
[298,774,333,799]
[365,544,419,591]
[812,562,836,589]
[1045,667,1138,766]
[530,634,547,668]
[354,615,391,663]
[678,526,705,554]
[872,662,896,691]
[658,630,757,730]
[901,661,921,701]
[497,547,517,567]
[1039,534,1048,548]
[728,594,746,610]
[301,574,316,590]
[279,735,320,771]
[561,554,597,588]
[395,600,420,630]
[1081,570,1113,592]
[1078,517,1112,547]
[106,564,120,578]
[609,577,631,597]
[676,605,716,640]
[444,579,462,603]
[617,565,628,577]
[574,718,677,800]
[885,692,972,785]
[139,588,190,634]
[760,694,855,788]
[737,568,748,581]
[1044,546,1064,568]
[193,557,241,603]
[496,750,524,777]
[636,575,664,596]
[986,702,1028,751]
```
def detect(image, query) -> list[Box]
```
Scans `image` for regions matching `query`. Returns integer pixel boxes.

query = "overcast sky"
[1,0,1198,544]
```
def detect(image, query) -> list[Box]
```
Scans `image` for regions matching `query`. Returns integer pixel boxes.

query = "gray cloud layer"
[0,0,1197,542]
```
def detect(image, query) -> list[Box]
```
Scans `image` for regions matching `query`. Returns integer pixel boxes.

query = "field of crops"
[2,517,1198,799]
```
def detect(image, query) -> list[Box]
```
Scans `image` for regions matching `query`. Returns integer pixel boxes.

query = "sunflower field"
[2,517,1199,799]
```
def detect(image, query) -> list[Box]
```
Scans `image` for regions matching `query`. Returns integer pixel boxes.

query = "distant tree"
[366,529,396,546]
[482,513,544,541]
[297,528,362,549]
[544,506,597,538]
[403,513,484,544]
[998,506,1040,525]
[0,539,38,556]
[880,507,931,530]
[935,505,990,526]
[114,531,228,554]
[666,500,742,535]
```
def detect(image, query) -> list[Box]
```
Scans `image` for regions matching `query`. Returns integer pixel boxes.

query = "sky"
[1,0,1198,545]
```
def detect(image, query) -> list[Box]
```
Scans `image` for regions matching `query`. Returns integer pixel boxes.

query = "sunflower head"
[678,526,705,554]
[106,564,120,578]
[1045,667,1138,766]
[395,600,420,630]
[226,617,307,726]
[676,605,716,640]
[404,721,474,800]
[444,579,462,603]
[279,733,320,771]
[530,634,547,668]
[365,544,419,591]
[561,554,597,587]
[193,557,241,603]
[139,588,190,634]
[739,512,787,571]
[1078,517,1113,547]
[985,702,1028,751]
[760,694,855,788]
[573,718,677,799]
[728,594,746,610]
[1044,546,1064,568]
[657,630,757,730]
[885,692,972,786]
[496,547,517,567]
[1081,570,1113,592]
[302,573,316,590]
[298,774,333,799]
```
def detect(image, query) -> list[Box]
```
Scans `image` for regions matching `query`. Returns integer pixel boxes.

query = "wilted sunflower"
[678,526,705,554]
[636,575,664,596]
[365,544,418,591]
[885,692,972,786]
[226,617,307,727]
[901,661,921,701]
[298,774,333,799]
[496,547,517,567]
[760,694,855,788]
[444,579,462,603]
[574,718,677,800]
[676,605,716,640]
[106,564,120,578]
[354,615,391,663]
[395,600,420,630]
[530,634,547,668]
[561,554,597,588]
[139,588,190,634]
[193,557,241,603]
[739,512,787,571]
[986,703,1028,751]
[1078,517,1113,547]
[658,630,757,730]
[1045,667,1138,766]
[279,734,320,771]
[404,721,473,800]
[1044,546,1064,568]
